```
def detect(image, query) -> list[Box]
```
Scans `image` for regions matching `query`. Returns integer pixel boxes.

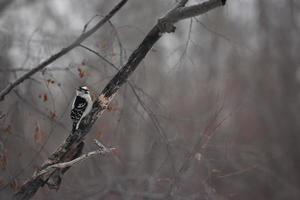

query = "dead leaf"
[77,68,85,78]
[4,125,12,135]
[49,111,56,120]
[95,131,103,139]
[0,153,7,170]
[34,122,46,145]
[43,94,48,102]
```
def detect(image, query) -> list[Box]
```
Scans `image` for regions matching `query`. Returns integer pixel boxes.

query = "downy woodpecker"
[71,86,93,132]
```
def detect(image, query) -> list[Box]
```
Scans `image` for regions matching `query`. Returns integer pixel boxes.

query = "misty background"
[0,0,300,199]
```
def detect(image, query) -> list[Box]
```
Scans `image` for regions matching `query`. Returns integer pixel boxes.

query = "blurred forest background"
[0,0,300,199]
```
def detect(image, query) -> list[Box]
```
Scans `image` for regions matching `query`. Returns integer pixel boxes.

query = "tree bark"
[13,0,227,199]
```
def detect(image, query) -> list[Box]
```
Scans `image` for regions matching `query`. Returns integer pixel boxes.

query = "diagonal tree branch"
[0,0,128,102]
[13,0,227,199]
[170,0,225,22]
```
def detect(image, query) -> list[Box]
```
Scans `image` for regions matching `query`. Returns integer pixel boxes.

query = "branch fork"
[13,0,227,199]
[34,140,113,183]
[157,0,226,34]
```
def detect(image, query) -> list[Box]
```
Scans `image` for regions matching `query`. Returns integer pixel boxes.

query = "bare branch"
[0,0,128,101]
[163,0,226,26]
[0,67,72,72]
[82,14,100,34]
[79,44,120,71]
[177,0,189,8]
[13,0,227,199]
[34,140,114,178]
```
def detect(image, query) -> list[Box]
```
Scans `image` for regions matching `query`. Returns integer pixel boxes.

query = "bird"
[70,86,93,132]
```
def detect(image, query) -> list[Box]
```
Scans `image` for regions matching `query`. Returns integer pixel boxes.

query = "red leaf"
[49,111,56,120]
[43,94,48,102]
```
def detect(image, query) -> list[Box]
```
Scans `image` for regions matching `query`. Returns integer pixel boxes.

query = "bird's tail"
[72,123,77,133]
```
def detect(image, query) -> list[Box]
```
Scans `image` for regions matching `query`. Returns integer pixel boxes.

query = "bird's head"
[76,86,90,97]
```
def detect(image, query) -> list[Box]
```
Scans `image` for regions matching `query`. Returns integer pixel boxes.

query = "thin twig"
[35,140,114,177]
[79,44,120,71]
[82,14,100,34]
[0,0,128,101]
[14,1,227,199]
[0,111,4,119]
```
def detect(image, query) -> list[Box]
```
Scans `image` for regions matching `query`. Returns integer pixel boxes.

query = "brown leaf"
[4,125,12,135]
[43,94,48,102]
[49,111,56,120]
[0,153,7,170]
[77,68,85,78]
[95,131,103,139]
[34,122,46,145]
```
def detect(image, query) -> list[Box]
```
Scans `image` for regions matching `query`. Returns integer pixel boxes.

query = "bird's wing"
[71,96,88,122]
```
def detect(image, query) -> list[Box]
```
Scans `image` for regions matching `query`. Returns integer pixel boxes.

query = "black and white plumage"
[71,86,93,132]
